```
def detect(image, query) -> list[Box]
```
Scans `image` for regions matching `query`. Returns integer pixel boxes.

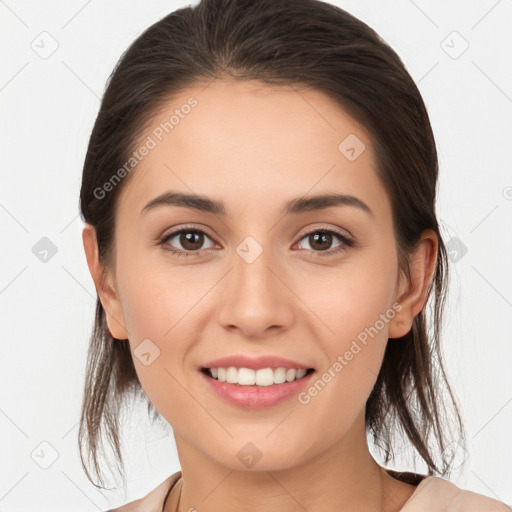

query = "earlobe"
[81,224,129,340]
[388,230,438,339]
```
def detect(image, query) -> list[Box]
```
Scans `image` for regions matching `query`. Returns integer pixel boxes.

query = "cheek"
[115,255,215,391]
[307,259,397,345]
[118,254,196,340]
[299,259,396,405]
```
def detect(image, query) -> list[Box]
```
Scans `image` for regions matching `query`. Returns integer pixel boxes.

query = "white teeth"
[255,368,274,386]
[296,368,307,379]
[226,366,238,384]
[273,367,286,384]
[238,367,256,385]
[206,366,310,386]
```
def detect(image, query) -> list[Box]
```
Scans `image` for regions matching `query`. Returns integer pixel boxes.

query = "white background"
[1,0,511,510]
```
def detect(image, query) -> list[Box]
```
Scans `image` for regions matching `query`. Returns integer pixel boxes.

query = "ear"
[82,224,129,340]
[388,229,438,339]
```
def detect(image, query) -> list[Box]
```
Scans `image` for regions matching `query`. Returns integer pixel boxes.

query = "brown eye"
[296,229,354,257]
[307,232,334,251]
[178,231,205,251]
[160,227,216,256]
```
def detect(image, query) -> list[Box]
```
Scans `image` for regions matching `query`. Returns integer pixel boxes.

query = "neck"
[167,412,411,512]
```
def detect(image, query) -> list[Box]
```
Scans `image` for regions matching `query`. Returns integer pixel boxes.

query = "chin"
[205,437,313,473]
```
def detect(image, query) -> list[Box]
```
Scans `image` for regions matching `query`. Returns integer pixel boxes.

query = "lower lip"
[200,369,315,409]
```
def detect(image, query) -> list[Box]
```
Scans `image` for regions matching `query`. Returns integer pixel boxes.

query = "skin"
[83,78,438,512]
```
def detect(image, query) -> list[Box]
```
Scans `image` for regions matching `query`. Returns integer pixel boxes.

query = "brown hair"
[79,0,466,490]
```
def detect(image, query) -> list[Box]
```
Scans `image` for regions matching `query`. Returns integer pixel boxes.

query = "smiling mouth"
[200,367,315,386]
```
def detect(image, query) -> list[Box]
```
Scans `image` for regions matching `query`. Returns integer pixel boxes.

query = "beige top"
[105,469,511,512]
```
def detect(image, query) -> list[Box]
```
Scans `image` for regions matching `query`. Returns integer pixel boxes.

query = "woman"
[78,0,510,510]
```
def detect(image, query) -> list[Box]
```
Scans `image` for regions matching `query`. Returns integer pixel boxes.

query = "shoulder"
[402,475,511,512]
[103,471,182,512]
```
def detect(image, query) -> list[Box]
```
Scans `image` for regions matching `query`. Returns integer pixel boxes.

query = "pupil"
[182,231,202,250]
[311,232,331,251]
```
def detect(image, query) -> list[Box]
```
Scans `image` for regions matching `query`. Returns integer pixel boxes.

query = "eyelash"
[158,225,355,259]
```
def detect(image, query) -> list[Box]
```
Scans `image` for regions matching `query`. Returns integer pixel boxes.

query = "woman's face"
[84,79,428,471]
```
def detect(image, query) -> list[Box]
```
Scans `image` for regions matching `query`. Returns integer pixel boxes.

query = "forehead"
[117,79,390,220]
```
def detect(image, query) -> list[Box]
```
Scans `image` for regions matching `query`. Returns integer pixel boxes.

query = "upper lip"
[201,355,314,371]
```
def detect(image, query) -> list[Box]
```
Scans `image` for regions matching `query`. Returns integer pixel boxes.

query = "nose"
[217,243,295,339]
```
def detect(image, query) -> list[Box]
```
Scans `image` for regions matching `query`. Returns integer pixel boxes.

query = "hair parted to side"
[78,0,466,490]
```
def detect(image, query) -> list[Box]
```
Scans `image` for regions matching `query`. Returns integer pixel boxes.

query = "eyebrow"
[140,191,373,218]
